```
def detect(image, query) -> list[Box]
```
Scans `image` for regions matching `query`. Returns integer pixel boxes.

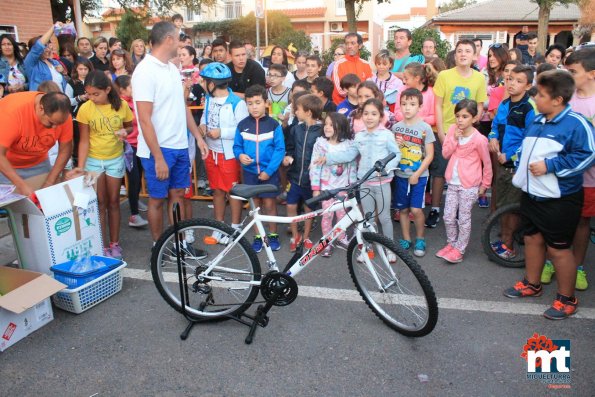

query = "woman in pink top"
[436,100,492,264]
[393,62,437,127]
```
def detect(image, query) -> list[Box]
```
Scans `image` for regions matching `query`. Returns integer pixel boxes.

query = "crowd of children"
[3,23,593,321]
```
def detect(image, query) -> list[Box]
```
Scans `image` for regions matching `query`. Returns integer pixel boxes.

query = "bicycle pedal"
[192,282,212,295]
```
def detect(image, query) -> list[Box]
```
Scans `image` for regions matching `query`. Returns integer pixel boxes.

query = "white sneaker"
[211,231,229,245]
[137,201,148,212]
[120,186,127,196]
[386,251,397,264]
[197,179,207,189]
[128,214,148,228]
[185,229,195,244]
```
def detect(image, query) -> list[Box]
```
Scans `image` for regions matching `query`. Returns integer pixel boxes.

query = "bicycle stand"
[172,203,285,344]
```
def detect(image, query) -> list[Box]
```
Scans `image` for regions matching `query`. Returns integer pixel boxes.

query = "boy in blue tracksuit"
[504,70,595,320]
[488,65,536,258]
[234,85,285,252]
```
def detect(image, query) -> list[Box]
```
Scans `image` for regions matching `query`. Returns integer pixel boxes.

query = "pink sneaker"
[109,242,123,260]
[443,247,463,264]
[103,247,113,258]
[435,244,453,259]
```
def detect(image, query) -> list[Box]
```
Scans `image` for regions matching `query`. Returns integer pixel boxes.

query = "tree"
[344,0,390,33]
[571,0,593,45]
[386,27,451,59]
[193,11,312,52]
[116,10,149,50]
[438,0,477,13]
[532,0,577,53]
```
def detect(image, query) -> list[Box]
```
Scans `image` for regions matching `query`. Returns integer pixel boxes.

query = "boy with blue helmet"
[199,62,249,242]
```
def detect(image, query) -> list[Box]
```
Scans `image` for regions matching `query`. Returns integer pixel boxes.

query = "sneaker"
[503,279,543,298]
[413,238,426,257]
[425,209,440,228]
[321,245,333,258]
[268,233,281,251]
[490,240,504,252]
[109,242,123,260]
[289,234,302,252]
[211,231,230,245]
[478,195,489,208]
[442,246,463,264]
[392,209,400,222]
[182,243,207,260]
[576,269,588,291]
[495,243,516,259]
[197,179,207,189]
[540,260,555,284]
[386,250,397,263]
[399,239,411,250]
[252,235,263,253]
[543,296,578,320]
[303,239,314,250]
[128,214,148,228]
[119,186,127,196]
[103,247,113,258]
[137,201,148,212]
[435,244,453,259]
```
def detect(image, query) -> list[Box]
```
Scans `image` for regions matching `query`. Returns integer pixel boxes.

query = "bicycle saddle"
[230,184,278,199]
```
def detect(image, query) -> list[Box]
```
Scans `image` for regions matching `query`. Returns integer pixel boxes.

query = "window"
[186,6,202,22]
[336,0,346,16]
[224,1,242,19]
[0,25,18,41]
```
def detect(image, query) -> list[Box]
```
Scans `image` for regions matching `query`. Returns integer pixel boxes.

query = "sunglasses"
[489,43,504,49]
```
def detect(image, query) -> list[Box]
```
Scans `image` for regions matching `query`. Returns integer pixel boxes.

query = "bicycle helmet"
[199,62,232,84]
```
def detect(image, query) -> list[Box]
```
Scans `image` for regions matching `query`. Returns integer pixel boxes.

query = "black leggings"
[126,146,144,215]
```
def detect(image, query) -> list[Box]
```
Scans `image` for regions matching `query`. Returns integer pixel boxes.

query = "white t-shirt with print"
[132,54,188,158]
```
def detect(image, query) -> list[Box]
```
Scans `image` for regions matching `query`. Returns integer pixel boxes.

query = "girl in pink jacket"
[436,99,492,264]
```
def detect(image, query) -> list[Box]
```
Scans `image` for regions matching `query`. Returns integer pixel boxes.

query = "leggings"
[321,195,348,241]
[361,183,393,239]
[126,146,144,215]
[443,184,479,253]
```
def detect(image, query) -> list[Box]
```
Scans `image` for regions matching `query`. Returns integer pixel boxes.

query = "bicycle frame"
[198,193,388,289]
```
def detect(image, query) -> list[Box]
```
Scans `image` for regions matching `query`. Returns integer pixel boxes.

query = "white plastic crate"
[52,262,127,314]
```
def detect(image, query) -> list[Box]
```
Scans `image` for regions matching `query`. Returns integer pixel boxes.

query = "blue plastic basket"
[50,256,123,289]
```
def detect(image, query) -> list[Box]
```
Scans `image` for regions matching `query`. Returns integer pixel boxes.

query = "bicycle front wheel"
[347,232,438,337]
[151,218,261,320]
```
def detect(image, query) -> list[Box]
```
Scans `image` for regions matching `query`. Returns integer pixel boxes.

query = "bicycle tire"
[481,203,525,268]
[347,232,438,337]
[151,218,261,321]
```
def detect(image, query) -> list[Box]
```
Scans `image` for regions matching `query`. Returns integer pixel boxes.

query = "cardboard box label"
[55,217,72,235]
[3,322,16,341]
[35,300,50,322]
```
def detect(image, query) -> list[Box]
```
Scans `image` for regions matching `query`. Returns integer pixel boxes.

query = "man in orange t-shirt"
[0,91,73,196]
[331,32,373,105]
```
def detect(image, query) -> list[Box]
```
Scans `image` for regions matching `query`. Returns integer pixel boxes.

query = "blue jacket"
[488,94,536,167]
[234,115,285,176]
[0,56,27,90]
[286,122,322,187]
[24,40,67,92]
[512,105,595,199]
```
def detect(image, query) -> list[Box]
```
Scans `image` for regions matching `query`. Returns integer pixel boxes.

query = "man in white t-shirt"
[132,21,208,248]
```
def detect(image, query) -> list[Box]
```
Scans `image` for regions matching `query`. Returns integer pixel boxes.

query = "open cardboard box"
[0,175,103,274]
[0,266,66,351]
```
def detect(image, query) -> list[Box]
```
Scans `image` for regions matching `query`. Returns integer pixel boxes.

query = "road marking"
[123,268,595,320]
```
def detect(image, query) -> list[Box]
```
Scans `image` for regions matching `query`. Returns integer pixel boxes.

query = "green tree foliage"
[386,27,451,59]
[193,11,312,52]
[438,0,477,13]
[116,10,149,50]
[344,0,390,33]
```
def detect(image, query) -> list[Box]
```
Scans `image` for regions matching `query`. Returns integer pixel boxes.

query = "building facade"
[0,0,54,44]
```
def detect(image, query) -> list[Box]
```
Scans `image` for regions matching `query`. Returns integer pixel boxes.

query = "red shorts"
[205,151,240,192]
[581,187,595,217]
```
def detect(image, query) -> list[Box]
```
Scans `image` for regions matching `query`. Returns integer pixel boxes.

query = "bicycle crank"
[260,272,298,306]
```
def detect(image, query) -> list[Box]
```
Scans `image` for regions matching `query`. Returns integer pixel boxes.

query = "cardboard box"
[0,176,103,274]
[0,266,66,351]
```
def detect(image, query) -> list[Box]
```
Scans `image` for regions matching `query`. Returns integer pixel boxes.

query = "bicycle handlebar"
[304,153,396,207]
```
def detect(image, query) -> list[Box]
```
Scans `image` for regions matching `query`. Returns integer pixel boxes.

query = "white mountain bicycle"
[151,154,438,343]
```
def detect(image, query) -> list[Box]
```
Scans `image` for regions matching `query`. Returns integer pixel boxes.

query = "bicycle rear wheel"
[347,232,438,337]
[481,203,525,268]
[151,218,261,320]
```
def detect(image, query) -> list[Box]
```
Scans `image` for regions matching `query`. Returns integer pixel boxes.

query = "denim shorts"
[141,148,190,199]
[85,156,125,178]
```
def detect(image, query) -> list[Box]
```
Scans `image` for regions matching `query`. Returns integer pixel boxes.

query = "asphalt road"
[1,199,594,396]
